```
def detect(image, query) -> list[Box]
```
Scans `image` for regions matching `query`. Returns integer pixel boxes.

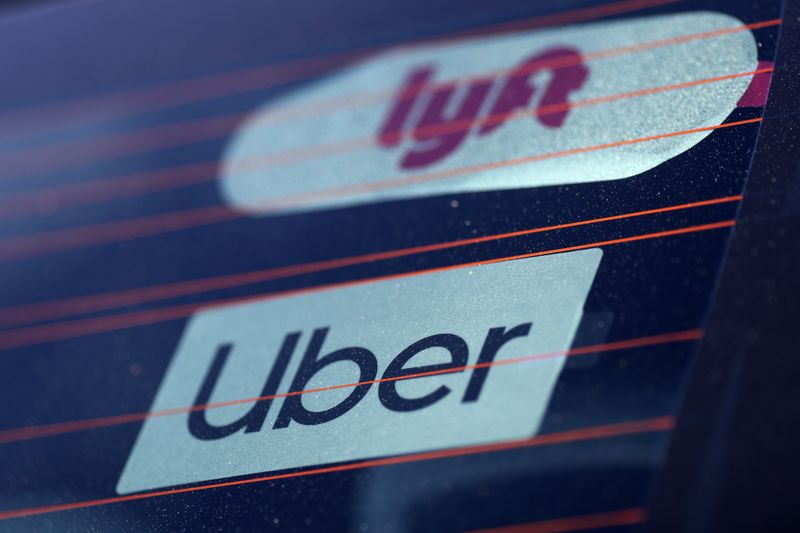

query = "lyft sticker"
[220,11,758,215]
[117,249,602,494]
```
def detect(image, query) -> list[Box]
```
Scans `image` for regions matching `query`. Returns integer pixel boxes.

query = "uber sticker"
[117,249,602,493]
[220,11,757,215]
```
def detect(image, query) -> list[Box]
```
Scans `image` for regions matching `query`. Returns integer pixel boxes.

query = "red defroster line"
[228,19,781,127]
[0,119,759,263]
[269,119,761,208]
[0,195,741,329]
[0,18,778,181]
[0,220,733,352]
[0,0,684,143]
[0,416,675,521]
[468,508,647,533]
[0,328,700,445]
[0,64,773,220]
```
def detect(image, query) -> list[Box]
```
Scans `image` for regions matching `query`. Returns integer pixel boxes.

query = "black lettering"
[273,327,378,428]
[379,333,468,411]
[462,323,532,403]
[188,333,299,440]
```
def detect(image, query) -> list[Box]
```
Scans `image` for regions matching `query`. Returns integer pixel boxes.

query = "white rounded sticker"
[220,11,757,215]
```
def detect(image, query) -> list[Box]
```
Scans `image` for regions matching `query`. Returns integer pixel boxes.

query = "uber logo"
[188,322,533,440]
[117,249,602,494]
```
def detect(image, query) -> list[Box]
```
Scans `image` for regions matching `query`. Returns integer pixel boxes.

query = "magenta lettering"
[378,47,588,169]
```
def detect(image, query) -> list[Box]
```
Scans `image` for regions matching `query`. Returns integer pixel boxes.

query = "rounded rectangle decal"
[221,11,758,215]
[117,249,602,494]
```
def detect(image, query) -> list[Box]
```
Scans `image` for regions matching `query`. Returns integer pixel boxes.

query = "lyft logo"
[220,11,759,215]
[378,48,588,169]
[118,249,602,493]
